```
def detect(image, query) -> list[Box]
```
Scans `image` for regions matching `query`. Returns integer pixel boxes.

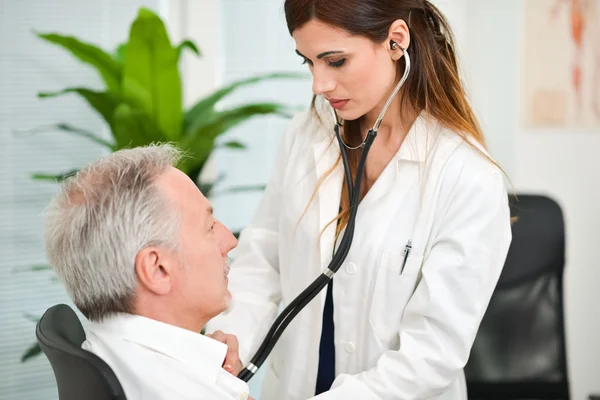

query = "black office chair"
[36,304,127,400]
[465,194,569,399]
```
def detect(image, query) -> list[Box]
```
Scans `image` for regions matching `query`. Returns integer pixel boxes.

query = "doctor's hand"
[205,330,243,375]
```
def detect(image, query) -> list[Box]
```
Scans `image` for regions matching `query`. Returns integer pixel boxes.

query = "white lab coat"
[206,108,512,400]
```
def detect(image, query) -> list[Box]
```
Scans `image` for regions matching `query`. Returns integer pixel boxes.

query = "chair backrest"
[464,194,569,399]
[36,304,127,400]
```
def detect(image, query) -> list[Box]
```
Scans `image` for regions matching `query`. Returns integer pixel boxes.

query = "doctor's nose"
[312,70,336,96]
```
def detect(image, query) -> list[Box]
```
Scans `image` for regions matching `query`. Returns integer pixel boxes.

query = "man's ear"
[135,247,174,296]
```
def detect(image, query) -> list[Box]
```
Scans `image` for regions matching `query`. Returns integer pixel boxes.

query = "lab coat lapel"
[358,115,429,212]
[312,137,343,271]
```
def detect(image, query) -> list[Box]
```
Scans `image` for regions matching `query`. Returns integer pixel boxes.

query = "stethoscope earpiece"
[390,40,405,52]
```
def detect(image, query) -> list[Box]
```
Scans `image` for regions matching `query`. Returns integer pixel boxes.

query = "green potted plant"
[31,6,302,192]
[20,6,303,362]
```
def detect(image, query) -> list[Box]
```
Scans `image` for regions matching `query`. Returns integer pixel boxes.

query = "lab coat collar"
[87,313,227,383]
[396,112,438,163]
[312,136,344,271]
[312,107,438,164]
[309,110,438,271]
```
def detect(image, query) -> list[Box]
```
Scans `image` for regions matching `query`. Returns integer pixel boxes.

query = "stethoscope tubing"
[237,45,410,382]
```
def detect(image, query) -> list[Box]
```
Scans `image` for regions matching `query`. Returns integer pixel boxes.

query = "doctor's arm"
[314,168,512,400]
[204,115,302,366]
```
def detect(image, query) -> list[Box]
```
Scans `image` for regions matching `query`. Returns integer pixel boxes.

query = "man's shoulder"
[83,323,251,400]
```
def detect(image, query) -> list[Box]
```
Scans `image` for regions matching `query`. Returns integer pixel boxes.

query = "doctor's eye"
[329,58,346,68]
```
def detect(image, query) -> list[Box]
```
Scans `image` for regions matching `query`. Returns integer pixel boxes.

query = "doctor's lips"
[328,98,349,110]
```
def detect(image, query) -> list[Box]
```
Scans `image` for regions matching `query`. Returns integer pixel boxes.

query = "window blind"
[0,1,162,399]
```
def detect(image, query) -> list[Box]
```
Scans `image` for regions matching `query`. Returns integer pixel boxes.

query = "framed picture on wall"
[522,0,600,129]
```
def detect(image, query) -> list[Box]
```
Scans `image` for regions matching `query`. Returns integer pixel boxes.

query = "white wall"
[515,125,600,400]
[166,0,222,183]
[167,0,222,104]
[464,0,518,177]
[464,1,600,398]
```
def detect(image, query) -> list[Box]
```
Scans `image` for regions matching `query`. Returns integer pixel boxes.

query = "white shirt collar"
[87,313,227,383]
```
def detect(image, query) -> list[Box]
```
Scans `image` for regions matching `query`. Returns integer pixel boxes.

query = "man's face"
[158,167,237,320]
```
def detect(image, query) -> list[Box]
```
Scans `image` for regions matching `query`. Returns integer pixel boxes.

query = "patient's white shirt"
[82,313,250,400]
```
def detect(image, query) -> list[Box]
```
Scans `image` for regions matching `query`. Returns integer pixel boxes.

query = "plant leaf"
[188,102,291,140]
[36,32,121,93]
[11,265,52,273]
[114,42,127,64]
[219,140,246,150]
[177,39,201,60]
[183,72,305,134]
[32,169,78,182]
[197,173,226,197]
[112,103,167,149]
[17,123,114,149]
[21,342,42,363]
[23,313,40,323]
[55,123,115,149]
[122,7,182,141]
[31,265,52,271]
[180,103,291,173]
[215,184,266,195]
[38,88,120,131]
[197,182,213,196]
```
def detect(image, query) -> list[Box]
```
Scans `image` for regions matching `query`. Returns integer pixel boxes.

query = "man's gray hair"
[44,143,184,321]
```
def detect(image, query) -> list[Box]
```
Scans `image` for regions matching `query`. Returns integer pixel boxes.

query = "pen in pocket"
[400,240,412,275]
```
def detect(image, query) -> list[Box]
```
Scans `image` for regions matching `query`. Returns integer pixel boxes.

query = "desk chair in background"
[36,304,127,400]
[465,194,569,399]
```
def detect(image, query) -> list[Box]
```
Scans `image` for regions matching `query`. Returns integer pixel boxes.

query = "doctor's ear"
[387,19,410,61]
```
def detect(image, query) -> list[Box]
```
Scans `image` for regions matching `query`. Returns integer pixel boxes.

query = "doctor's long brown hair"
[285,0,494,238]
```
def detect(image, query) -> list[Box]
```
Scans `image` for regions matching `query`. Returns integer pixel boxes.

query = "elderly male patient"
[43,144,252,400]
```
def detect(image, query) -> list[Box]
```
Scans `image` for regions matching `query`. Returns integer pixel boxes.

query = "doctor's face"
[292,19,398,121]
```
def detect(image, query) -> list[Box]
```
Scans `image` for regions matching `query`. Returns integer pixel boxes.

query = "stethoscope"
[237,41,411,382]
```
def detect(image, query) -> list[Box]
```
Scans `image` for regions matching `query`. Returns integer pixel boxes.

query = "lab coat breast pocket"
[369,248,423,345]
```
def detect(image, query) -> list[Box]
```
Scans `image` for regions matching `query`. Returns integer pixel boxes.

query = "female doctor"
[206,0,512,399]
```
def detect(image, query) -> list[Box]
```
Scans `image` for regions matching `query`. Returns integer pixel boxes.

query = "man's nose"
[216,221,238,253]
